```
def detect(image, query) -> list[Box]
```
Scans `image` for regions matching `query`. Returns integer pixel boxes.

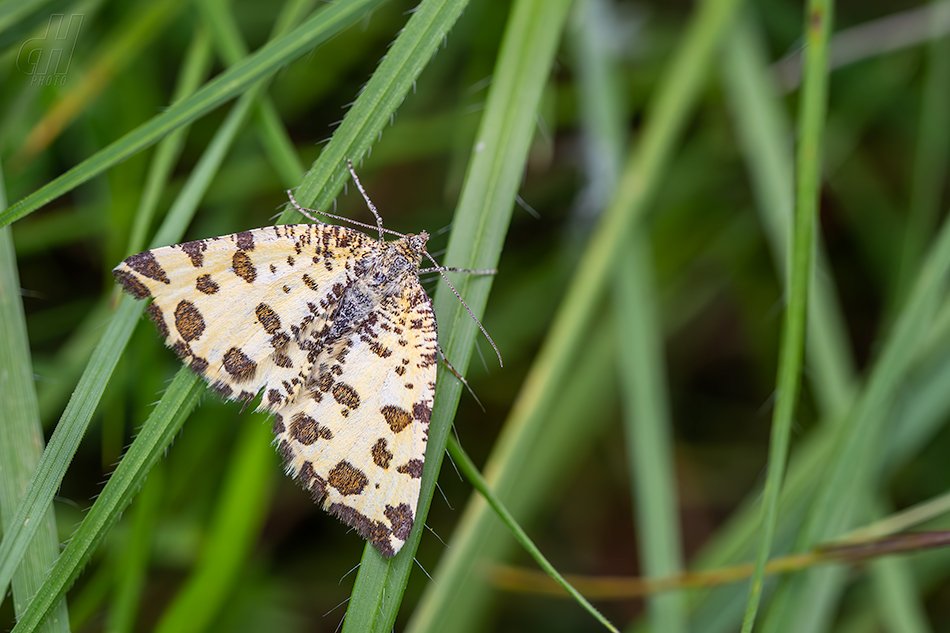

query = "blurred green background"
[2,0,950,631]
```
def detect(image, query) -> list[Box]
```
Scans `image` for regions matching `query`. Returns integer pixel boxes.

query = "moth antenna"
[420,266,497,275]
[438,343,485,412]
[286,190,405,239]
[346,158,386,242]
[425,251,503,367]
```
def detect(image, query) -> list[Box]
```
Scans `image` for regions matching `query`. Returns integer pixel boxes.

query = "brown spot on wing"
[124,251,169,283]
[329,503,394,557]
[289,413,332,445]
[181,240,207,267]
[328,461,367,496]
[384,503,414,541]
[332,383,360,409]
[145,303,169,338]
[371,438,393,469]
[174,300,205,342]
[223,347,256,381]
[196,274,219,294]
[213,381,233,398]
[278,439,294,463]
[235,230,255,250]
[232,251,257,283]
[190,356,209,374]
[302,273,320,292]
[299,461,327,500]
[396,459,423,479]
[381,405,412,433]
[256,303,281,334]
[413,402,432,425]
[272,414,285,434]
[113,269,151,299]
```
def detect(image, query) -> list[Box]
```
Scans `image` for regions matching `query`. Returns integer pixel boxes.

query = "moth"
[114,162,499,557]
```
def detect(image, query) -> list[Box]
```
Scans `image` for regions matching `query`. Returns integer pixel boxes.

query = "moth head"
[399,232,429,264]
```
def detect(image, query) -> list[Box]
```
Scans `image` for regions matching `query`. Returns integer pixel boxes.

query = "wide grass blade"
[0,167,69,632]
[9,370,205,633]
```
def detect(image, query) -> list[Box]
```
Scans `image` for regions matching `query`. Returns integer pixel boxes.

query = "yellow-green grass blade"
[0,0,387,229]
[615,240,688,633]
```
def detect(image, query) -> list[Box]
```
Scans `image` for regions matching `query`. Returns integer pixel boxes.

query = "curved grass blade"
[446,437,619,633]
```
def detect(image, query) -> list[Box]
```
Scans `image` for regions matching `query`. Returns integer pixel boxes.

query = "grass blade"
[0,167,69,632]
[446,437,619,633]
[738,0,832,629]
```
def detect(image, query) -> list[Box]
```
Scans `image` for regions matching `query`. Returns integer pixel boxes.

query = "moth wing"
[274,280,437,557]
[113,224,377,406]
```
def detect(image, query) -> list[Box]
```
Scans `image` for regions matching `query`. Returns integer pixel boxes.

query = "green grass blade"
[410,0,743,628]
[340,0,577,629]
[0,167,69,632]
[446,437,620,633]
[721,15,856,420]
[615,240,688,633]
[10,370,205,633]
[0,293,141,610]
[104,464,164,633]
[739,0,832,629]
[0,0,387,229]
[152,417,275,633]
